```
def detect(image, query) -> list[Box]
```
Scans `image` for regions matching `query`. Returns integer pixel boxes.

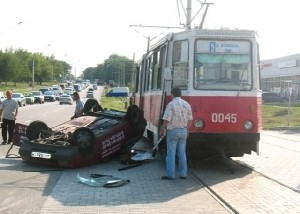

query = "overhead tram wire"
[176,0,184,26]
[129,24,185,29]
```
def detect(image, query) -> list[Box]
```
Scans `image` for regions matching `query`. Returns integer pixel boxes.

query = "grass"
[0,82,59,94]
[262,103,300,129]
[99,88,128,111]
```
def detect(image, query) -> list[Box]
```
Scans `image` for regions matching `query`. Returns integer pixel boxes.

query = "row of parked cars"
[0,83,99,107]
[0,85,68,107]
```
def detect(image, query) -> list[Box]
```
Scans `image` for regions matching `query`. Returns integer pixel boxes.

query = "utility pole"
[32,55,35,90]
[186,0,192,29]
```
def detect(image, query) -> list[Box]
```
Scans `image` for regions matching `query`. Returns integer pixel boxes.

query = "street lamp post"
[32,55,35,90]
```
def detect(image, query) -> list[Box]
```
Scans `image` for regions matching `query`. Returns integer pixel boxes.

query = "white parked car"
[86,88,94,98]
[0,92,5,104]
[59,94,73,105]
[86,91,94,98]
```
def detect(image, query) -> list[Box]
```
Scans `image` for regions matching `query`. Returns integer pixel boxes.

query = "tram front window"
[194,40,253,91]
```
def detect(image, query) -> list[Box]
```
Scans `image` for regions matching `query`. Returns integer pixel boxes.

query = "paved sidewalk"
[39,159,229,214]
[233,130,300,191]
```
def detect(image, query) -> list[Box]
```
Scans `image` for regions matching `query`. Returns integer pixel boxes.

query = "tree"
[82,54,134,87]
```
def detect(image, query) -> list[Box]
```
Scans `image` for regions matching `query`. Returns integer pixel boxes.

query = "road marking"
[25,120,32,124]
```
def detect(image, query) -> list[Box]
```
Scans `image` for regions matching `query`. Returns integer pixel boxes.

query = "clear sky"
[0,0,299,76]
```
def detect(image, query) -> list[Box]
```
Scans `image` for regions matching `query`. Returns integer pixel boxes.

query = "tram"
[132,29,262,157]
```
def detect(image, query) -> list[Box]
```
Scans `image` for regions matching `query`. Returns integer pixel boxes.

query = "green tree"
[82,54,134,87]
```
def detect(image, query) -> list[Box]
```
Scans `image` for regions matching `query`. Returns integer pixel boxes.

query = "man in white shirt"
[71,92,85,119]
[0,90,19,144]
[160,87,193,180]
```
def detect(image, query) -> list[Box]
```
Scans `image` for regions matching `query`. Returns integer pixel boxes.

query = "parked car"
[73,84,81,92]
[12,93,26,107]
[14,100,146,168]
[0,91,5,105]
[32,91,44,104]
[93,84,98,90]
[86,91,94,98]
[44,91,56,102]
[262,92,288,103]
[106,87,129,97]
[59,94,73,105]
[86,88,94,97]
[51,86,63,100]
[39,87,51,94]
[24,93,35,104]
[64,88,74,96]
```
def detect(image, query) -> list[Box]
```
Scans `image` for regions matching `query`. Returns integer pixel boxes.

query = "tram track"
[189,170,239,214]
[233,159,300,193]
[188,153,300,214]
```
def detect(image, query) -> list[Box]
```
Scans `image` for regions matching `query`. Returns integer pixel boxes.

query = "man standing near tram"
[160,87,193,180]
[0,90,19,144]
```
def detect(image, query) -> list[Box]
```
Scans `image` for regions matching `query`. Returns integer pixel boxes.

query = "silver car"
[12,93,26,107]
[59,94,73,105]
[86,91,94,98]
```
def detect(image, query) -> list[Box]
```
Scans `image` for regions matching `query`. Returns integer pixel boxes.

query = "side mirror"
[164,67,172,81]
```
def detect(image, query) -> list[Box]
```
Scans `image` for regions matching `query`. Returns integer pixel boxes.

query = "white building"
[261,53,300,102]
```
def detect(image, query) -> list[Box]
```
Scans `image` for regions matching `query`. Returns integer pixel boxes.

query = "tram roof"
[149,29,257,51]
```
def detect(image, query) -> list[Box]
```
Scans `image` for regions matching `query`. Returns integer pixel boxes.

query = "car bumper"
[19,140,80,166]
[45,97,55,101]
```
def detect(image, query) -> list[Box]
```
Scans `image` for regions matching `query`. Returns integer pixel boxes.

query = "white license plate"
[31,151,51,159]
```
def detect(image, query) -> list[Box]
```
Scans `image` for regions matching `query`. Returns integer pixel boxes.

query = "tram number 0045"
[211,113,237,123]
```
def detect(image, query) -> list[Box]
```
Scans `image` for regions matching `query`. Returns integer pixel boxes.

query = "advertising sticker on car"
[31,151,51,159]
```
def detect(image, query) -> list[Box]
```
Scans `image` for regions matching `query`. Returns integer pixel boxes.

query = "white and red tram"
[133,29,262,157]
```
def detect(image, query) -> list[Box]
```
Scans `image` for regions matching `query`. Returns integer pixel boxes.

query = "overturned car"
[14,99,146,168]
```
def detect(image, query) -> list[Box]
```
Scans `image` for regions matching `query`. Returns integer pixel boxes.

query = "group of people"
[1,86,192,180]
[0,90,85,145]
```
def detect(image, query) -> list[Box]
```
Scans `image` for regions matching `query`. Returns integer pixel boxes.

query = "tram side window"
[135,65,141,93]
[151,52,159,90]
[173,40,188,89]
[151,46,166,90]
[146,57,152,91]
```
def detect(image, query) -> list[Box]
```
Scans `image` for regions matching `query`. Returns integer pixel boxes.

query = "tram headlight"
[244,120,253,131]
[194,119,204,129]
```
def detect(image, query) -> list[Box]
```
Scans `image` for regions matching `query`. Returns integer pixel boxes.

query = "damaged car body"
[14,99,146,168]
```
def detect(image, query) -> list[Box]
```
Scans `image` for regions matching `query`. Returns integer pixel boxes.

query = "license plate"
[31,151,51,159]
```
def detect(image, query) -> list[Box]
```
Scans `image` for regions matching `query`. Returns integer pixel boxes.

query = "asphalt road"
[0,85,103,214]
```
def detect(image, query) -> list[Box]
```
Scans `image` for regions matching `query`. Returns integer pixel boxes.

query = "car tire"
[26,120,51,141]
[60,102,62,105]
[71,127,95,157]
[125,105,141,126]
[82,98,103,113]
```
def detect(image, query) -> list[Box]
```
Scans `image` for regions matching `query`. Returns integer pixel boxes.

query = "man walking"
[71,92,85,119]
[0,90,19,144]
[160,87,193,180]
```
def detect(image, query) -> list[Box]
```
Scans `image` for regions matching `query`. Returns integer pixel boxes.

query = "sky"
[0,0,300,76]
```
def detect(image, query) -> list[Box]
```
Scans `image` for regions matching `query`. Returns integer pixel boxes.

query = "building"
[261,53,300,102]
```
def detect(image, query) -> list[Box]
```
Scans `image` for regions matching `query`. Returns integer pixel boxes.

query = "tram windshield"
[194,40,252,91]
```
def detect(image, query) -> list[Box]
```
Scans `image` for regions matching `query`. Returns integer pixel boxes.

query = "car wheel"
[126,105,142,126]
[71,127,95,157]
[26,120,51,141]
[60,102,62,105]
[82,98,103,113]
